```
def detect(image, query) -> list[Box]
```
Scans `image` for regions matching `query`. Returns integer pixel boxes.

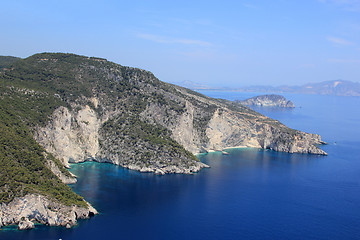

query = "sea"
[1,91,360,240]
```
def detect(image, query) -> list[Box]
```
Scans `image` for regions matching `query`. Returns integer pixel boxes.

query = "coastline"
[196,146,255,157]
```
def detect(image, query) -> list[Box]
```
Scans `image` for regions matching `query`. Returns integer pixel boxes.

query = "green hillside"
[0,56,21,70]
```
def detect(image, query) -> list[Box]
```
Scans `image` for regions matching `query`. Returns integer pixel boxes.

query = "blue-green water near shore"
[1,92,360,239]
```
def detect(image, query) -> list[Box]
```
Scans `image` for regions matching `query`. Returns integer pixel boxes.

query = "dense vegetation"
[0,55,90,206]
[0,104,86,206]
[1,53,95,101]
[0,56,21,70]
[101,113,198,167]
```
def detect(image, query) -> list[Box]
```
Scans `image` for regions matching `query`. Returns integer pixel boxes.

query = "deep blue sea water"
[1,92,360,240]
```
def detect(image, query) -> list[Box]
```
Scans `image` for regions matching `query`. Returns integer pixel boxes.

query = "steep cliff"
[0,53,326,229]
[0,92,98,229]
[3,53,325,169]
[14,53,325,168]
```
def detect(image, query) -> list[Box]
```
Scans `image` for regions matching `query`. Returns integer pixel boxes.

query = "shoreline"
[196,146,254,156]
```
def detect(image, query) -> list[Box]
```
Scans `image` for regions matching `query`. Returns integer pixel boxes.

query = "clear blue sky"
[1,0,359,87]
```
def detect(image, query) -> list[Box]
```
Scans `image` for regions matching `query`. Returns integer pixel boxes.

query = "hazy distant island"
[236,94,295,108]
[0,53,326,230]
[176,80,360,97]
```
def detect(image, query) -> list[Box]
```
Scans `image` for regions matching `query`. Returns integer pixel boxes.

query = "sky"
[0,0,359,87]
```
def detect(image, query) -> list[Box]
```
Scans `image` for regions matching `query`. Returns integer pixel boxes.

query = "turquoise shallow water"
[1,92,360,240]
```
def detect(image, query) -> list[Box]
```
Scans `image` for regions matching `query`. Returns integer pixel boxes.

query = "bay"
[1,92,360,240]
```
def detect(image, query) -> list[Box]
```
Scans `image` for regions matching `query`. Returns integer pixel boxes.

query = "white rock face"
[33,90,326,179]
[206,109,260,151]
[45,157,77,184]
[35,105,101,166]
[35,100,325,175]
[205,108,326,155]
[171,101,200,154]
[0,194,98,229]
[18,218,34,230]
[127,161,209,175]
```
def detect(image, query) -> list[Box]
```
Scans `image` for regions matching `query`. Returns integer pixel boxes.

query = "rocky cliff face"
[0,53,327,229]
[205,107,326,154]
[33,74,326,175]
[0,194,97,230]
[35,105,101,167]
[237,94,295,108]
[23,53,326,176]
[45,155,77,184]
[35,99,209,175]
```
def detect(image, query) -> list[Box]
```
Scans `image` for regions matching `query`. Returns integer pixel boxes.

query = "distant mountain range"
[175,80,360,97]
[3,56,358,97]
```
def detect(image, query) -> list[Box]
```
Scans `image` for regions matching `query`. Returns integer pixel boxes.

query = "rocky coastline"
[0,194,98,230]
[0,53,327,230]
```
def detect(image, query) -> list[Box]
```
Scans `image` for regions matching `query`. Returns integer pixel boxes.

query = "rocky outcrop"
[0,194,97,230]
[255,123,327,155]
[18,217,35,230]
[45,156,77,184]
[237,94,295,108]
[205,108,326,155]
[127,161,209,175]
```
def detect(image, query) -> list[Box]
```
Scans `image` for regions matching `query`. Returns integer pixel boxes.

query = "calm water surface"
[1,92,360,240]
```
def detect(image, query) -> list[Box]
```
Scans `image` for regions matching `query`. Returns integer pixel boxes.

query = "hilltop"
[0,56,21,70]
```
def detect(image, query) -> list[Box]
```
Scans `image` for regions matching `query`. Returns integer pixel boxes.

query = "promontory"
[0,53,326,229]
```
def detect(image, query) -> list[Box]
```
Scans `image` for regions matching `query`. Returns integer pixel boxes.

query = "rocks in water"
[236,94,295,108]
[127,161,210,175]
[18,218,35,230]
